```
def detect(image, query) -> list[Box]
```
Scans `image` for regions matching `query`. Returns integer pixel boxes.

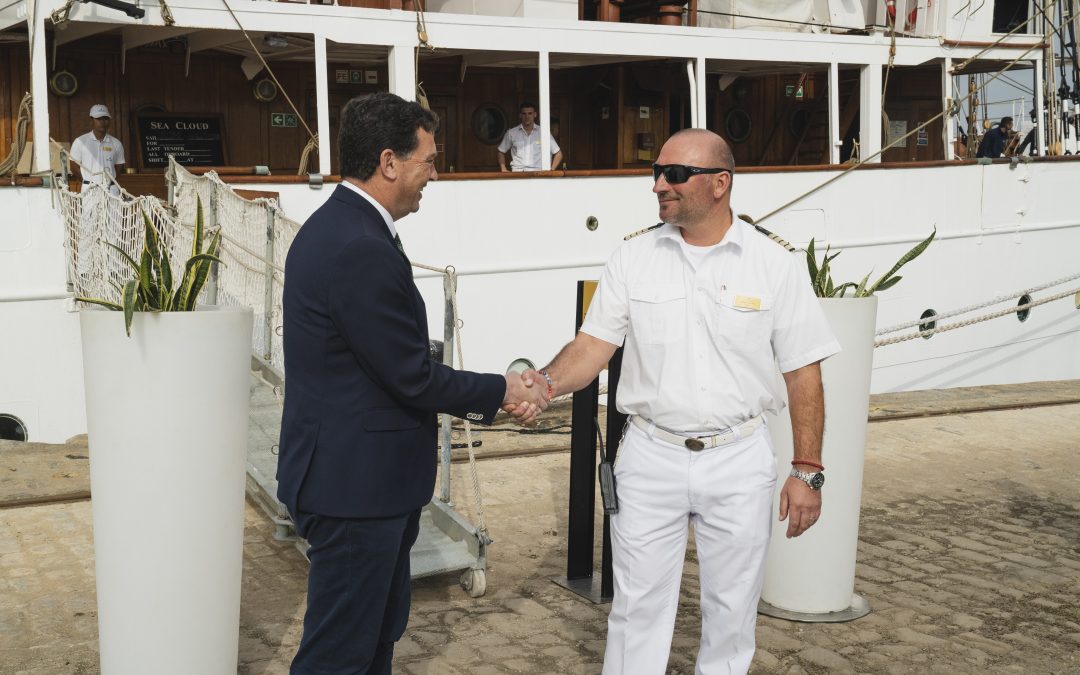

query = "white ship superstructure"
[1,0,1078,442]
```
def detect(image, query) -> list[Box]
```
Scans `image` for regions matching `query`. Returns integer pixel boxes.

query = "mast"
[1043,0,1060,153]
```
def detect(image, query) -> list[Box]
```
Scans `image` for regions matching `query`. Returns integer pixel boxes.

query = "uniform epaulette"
[737,213,796,252]
[623,223,663,241]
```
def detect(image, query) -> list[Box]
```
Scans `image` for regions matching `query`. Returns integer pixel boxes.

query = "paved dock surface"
[2,383,1080,674]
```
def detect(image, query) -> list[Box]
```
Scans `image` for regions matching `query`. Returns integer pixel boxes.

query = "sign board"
[917,129,929,146]
[886,119,908,149]
[136,114,226,168]
[271,113,298,128]
[335,69,349,84]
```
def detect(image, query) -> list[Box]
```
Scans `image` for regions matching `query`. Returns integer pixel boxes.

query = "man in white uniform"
[70,104,125,194]
[527,129,839,674]
[69,104,125,278]
[497,102,562,172]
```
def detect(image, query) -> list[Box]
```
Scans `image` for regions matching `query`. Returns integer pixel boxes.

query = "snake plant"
[805,228,935,298]
[77,196,223,336]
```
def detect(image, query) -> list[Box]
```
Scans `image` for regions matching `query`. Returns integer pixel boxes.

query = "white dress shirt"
[70,131,125,192]
[340,179,397,239]
[497,124,561,171]
[581,218,840,432]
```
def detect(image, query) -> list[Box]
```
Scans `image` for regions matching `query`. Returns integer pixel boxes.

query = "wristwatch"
[790,467,825,491]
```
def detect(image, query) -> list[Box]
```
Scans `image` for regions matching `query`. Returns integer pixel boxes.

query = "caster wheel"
[461,568,487,598]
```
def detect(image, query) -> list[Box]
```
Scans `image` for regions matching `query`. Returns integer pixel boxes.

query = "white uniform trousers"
[602,420,777,675]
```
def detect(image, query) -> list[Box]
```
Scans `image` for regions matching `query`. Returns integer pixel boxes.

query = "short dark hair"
[339,93,439,180]
[519,101,537,112]
[1000,116,1014,126]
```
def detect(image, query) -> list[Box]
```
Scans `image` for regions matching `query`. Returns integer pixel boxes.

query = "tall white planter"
[759,297,877,620]
[81,306,253,674]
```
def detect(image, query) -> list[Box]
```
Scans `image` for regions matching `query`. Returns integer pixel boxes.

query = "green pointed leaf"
[832,282,856,298]
[105,243,140,275]
[193,195,205,258]
[865,229,935,296]
[160,246,174,310]
[76,297,123,311]
[875,275,902,292]
[853,272,872,297]
[122,280,138,337]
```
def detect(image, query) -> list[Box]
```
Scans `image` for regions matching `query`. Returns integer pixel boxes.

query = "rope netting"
[54,160,489,535]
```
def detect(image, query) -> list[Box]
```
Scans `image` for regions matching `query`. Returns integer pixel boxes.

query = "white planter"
[80,306,253,674]
[760,296,877,620]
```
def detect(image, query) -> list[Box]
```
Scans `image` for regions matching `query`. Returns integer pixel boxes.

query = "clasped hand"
[502,371,549,425]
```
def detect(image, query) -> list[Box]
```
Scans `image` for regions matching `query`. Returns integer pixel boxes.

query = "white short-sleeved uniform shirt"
[70,131,125,190]
[581,219,840,433]
[497,124,560,171]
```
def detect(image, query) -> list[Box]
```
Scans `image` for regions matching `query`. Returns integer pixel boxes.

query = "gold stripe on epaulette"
[736,213,796,252]
[623,223,663,241]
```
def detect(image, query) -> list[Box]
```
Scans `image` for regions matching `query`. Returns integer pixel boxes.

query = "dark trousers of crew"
[290,509,421,675]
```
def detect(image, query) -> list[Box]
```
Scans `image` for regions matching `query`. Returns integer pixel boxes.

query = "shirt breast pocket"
[713,289,773,351]
[629,284,686,345]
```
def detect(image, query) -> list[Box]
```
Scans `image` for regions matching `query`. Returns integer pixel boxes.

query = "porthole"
[49,70,78,97]
[724,108,752,144]
[471,104,508,146]
[1016,294,1032,322]
[0,414,28,442]
[918,309,937,339]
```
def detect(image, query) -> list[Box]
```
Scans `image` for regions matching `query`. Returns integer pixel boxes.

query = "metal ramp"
[245,365,488,597]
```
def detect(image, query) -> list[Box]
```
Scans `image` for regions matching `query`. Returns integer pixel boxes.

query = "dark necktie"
[393,234,411,271]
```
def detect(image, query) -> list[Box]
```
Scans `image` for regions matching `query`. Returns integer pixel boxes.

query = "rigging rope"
[876,269,1080,335]
[0,93,31,180]
[753,40,1046,227]
[875,286,1080,346]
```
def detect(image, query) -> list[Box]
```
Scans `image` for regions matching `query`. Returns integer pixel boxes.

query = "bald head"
[666,128,736,172]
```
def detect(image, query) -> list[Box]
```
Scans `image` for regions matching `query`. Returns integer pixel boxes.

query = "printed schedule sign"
[136,114,226,168]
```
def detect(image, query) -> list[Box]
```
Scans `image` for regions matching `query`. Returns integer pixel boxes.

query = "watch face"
[810,472,825,490]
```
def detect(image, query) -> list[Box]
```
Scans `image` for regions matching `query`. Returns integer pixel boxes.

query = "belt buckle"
[685,437,705,451]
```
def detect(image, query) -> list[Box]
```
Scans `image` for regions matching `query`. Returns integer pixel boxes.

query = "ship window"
[725,108,752,144]
[472,104,508,146]
[1016,294,1032,322]
[993,0,1028,33]
[0,414,27,442]
[918,309,937,339]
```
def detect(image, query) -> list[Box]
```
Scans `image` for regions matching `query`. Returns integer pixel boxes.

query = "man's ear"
[713,172,731,198]
[379,149,398,180]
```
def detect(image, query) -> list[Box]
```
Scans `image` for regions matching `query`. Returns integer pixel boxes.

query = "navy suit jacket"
[277,185,505,523]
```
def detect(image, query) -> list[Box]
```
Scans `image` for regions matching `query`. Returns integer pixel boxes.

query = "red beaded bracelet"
[537,369,554,401]
[792,459,824,471]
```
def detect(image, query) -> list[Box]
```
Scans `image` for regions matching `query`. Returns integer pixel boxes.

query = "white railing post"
[439,272,457,503]
[314,35,332,175]
[388,45,416,101]
[860,64,883,162]
[263,207,275,362]
[829,62,841,164]
[539,50,552,168]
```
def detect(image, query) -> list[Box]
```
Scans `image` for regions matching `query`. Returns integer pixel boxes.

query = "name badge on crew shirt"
[734,294,762,310]
[103,146,113,152]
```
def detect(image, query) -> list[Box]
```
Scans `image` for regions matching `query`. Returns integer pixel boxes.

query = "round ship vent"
[0,414,28,442]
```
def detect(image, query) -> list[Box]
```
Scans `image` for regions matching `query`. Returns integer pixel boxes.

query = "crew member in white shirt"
[525,129,840,674]
[69,104,126,278]
[497,102,562,172]
[70,104,125,195]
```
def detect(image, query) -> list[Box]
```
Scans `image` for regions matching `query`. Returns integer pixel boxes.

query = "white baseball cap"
[89,104,111,119]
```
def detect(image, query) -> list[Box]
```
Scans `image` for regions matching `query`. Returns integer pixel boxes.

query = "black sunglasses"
[652,163,732,184]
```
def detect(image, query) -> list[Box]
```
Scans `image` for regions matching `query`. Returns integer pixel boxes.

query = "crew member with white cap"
[69,104,126,279]
[69,104,125,195]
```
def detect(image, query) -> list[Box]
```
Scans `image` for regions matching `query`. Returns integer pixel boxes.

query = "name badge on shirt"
[734,294,762,310]
[103,146,113,152]
[721,289,773,311]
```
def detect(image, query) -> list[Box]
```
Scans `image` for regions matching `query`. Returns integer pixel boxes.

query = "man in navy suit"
[277,92,545,674]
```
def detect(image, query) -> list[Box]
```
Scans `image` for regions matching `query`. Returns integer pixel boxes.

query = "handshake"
[501,369,551,425]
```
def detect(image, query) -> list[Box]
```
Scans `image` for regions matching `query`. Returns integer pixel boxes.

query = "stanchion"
[552,280,626,604]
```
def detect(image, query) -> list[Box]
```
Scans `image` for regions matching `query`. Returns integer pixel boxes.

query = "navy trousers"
[290,509,421,675]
